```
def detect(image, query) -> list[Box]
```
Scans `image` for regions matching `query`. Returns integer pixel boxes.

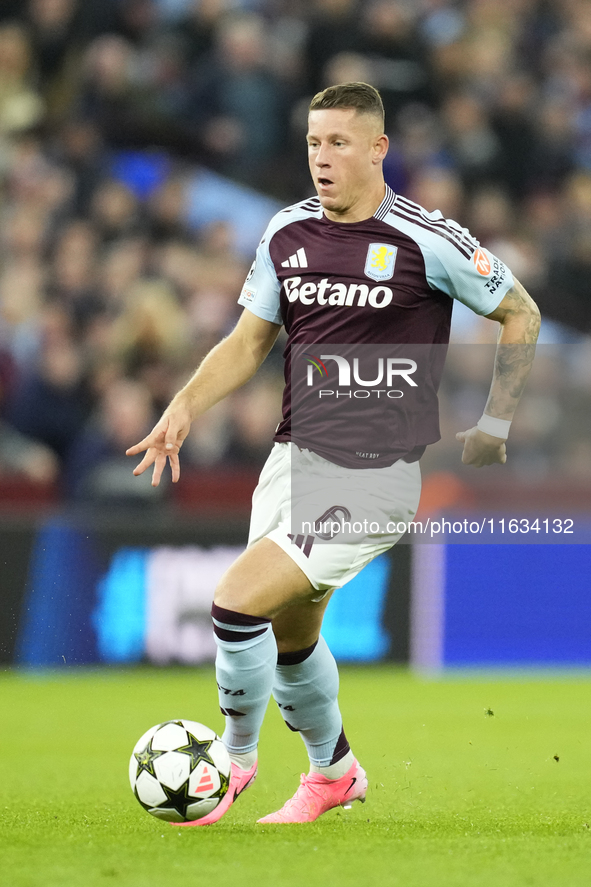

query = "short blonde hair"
[309,82,385,127]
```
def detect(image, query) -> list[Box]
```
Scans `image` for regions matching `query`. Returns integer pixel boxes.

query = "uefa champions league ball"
[129,720,231,823]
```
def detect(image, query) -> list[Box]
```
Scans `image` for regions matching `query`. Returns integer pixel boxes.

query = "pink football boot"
[257,759,367,824]
[175,761,257,827]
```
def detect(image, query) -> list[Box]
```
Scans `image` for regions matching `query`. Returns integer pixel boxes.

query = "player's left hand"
[456,426,507,467]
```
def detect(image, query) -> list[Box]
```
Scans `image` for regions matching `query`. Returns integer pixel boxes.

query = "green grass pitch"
[1,666,590,887]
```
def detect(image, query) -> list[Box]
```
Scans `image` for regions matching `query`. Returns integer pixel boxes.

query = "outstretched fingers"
[131,447,158,477]
[151,451,169,487]
[152,449,181,486]
[126,420,168,458]
[127,414,188,485]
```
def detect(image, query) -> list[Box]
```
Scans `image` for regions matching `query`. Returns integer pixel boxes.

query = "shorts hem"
[265,528,331,592]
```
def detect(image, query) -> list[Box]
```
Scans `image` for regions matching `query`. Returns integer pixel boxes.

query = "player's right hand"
[126,406,192,487]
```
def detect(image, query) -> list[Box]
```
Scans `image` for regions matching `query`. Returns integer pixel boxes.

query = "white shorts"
[247,442,421,594]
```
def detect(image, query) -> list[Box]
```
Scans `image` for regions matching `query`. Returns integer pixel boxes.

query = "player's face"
[307,108,388,222]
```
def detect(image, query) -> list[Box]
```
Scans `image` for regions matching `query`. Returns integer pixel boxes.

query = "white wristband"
[477,414,511,439]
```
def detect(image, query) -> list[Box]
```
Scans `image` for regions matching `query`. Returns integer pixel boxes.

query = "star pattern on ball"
[160,780,198,820]
[134,737,167,780]
[176,731,216,772]
[159,768,228,820]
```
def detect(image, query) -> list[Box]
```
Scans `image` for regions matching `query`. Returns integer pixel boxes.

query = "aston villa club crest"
[364,243,397,282]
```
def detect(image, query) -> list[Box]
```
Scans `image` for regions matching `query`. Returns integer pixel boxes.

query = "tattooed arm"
[456,278,541,467]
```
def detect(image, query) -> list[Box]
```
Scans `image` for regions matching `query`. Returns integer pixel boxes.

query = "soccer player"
[127,83,540,825]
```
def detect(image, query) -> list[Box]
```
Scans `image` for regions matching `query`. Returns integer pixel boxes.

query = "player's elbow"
[507,302,541,344]
[498,280,541,342]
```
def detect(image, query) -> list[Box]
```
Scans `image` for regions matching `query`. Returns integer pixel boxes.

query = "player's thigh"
[272,592,334,654]
[247,442,291,547]
[214,536,316,618]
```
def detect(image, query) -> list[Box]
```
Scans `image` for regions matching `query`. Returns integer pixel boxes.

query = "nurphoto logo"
[303,353,418,398]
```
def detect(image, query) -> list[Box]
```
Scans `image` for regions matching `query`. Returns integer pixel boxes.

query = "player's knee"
[213,574,267,619]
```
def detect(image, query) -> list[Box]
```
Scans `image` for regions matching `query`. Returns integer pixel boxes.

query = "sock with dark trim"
[272,635,353,775]
[212,603,277,757]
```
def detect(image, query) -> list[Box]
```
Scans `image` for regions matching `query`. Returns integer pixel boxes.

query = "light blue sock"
[212,603,277,756]
[272,635,351,768]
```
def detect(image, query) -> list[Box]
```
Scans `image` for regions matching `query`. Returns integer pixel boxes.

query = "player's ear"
[373,133,389,164]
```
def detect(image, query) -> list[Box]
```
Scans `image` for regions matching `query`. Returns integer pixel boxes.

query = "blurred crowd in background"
[1,0,591,504]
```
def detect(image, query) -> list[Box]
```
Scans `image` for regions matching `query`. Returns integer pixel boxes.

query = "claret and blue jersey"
[238,185,514,468]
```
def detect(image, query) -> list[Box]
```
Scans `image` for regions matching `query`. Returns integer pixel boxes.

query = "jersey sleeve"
[237,234,282,325]
[421,239,514,316]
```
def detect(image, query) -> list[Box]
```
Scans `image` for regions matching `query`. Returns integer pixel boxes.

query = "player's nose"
[314,144,330,167]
